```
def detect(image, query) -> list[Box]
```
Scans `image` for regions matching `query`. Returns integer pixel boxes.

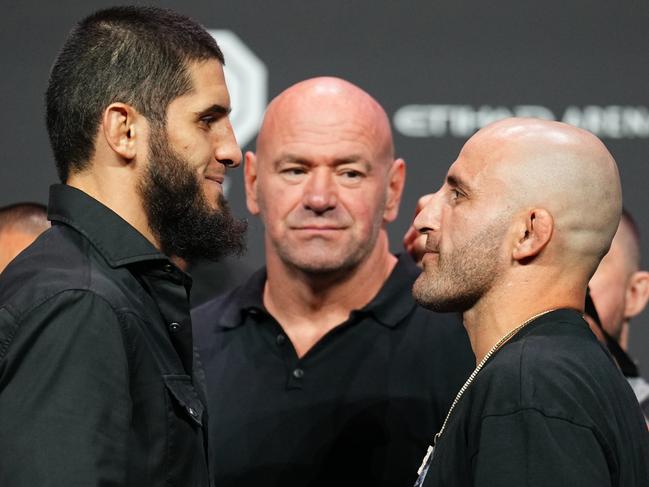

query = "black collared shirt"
[0,185,210,486]
[192,254,475,487]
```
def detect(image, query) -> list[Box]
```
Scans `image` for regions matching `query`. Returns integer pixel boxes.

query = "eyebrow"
[446,174,469,191]
[197,104,232,117]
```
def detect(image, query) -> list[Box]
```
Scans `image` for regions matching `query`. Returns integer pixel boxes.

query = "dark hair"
[0,202,49,235]
[46,6,224,182]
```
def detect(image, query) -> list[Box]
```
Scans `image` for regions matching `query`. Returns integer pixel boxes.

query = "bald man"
[411,118,649,487]
[588,210,649,420]
[192,77,474,487]
[0,203,50,272]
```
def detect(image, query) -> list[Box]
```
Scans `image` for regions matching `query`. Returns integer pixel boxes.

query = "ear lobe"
[102,103,138,160]
[244,151,260,215]
[512,209,553,263]
[624,270,649,319]
[383,158,406,223]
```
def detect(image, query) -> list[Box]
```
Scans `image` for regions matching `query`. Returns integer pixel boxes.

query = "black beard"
[138,127,247,263]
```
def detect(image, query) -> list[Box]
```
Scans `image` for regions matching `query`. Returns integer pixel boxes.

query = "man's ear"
[512,208,553,262]
[101,103,140,160]
[383,158,406,223]
[244,151,260,215]
[624,270,649,319]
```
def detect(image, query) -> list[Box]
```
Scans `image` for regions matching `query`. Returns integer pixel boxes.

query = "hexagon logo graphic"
[209,30,268,149]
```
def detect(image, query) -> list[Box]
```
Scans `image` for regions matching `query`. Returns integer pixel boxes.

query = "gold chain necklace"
[417,309,556,475]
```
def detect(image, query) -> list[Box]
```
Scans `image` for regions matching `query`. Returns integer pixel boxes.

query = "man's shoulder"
[482,316,611,388]
[192,288,240,326]
[477,314,637,424]
[0,225,138,320]
[191,268,264,340]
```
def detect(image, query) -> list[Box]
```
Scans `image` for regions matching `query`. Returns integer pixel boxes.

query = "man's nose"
[215,118,242,168]
[303,169,337,214]
[414,191,443,235]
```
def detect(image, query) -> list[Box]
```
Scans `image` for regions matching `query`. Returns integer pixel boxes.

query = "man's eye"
[281,167,306,176]
[340,170,363,180]
[451,189,463,201]
[200,116,215,126]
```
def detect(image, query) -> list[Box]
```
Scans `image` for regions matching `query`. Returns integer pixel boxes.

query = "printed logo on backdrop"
[393,105,649,139]
[209,30,268,196]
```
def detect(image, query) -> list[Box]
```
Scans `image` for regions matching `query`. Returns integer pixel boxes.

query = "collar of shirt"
[48,184,177,269]
[48,184,196,374]
[214,253,421,330]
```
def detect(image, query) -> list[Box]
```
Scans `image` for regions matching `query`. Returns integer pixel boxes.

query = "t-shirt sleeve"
[473,408,612,487]
[0,290,131,486]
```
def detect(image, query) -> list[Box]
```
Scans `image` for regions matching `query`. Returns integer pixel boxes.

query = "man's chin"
[201,191,222,212]
[278,250,359,276]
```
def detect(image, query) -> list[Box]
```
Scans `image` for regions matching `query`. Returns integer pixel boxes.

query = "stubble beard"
[412,221,507,313]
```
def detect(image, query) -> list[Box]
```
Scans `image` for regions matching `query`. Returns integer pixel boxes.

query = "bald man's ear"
[512,209,553,262]
[383,158,406,223]
[624,270,649,320]
[244,151,261,215]
[102,103,141,161]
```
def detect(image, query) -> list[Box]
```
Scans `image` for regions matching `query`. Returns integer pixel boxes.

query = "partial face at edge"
[588,223,635,341]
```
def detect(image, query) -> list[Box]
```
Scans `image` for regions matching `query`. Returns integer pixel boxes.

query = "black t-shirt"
[192,254,475,487]
[417,309,649,487]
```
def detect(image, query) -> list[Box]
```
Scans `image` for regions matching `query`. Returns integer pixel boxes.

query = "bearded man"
[411,118,649,486]
[0,7,246,486]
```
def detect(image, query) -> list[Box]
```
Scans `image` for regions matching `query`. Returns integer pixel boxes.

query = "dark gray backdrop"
[2,0,648,375]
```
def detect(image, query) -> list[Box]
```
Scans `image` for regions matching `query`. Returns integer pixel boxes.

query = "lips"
[292,226,346,231]
[205,174,224,184]
[421,252,440,266]
[290,222,347,229]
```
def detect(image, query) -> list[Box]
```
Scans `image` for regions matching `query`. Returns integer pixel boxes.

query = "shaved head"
[414,117,622,314]
[466,118,621,276]
[256,77,394,164]
[245,76,405,276]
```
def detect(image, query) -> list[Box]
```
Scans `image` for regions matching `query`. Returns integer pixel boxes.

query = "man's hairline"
[66,55,226,179]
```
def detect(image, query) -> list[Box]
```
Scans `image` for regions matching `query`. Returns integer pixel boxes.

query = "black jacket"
[0,185,210,486]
